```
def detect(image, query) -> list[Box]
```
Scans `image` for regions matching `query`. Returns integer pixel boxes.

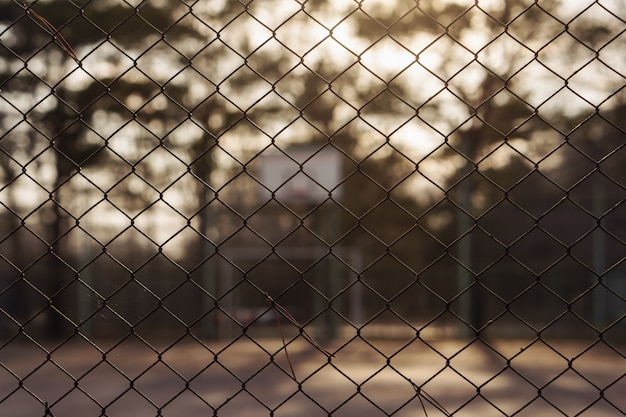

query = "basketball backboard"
[258,146,344,204]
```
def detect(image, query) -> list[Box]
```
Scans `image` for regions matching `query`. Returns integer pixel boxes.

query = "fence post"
[592,172,607,328]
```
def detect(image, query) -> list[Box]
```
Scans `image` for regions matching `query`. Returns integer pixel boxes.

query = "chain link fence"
[0,0,624,416]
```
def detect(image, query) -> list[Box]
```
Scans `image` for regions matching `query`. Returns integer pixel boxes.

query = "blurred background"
[0,0,624,347]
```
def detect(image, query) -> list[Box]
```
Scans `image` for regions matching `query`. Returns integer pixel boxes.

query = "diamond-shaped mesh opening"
[1,1,624,416]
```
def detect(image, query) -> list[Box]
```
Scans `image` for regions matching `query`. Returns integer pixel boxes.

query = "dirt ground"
[0,335,624,417]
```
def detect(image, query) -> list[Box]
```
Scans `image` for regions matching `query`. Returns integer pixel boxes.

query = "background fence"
[0,0,624,416]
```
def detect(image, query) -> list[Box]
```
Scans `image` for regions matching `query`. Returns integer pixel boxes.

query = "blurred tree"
[0,0,211,337]
[0,0,303,339]
[341,0,624,333]
[0,0,622,341]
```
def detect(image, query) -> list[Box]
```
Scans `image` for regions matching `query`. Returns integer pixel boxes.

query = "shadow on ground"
[0,336,623,416]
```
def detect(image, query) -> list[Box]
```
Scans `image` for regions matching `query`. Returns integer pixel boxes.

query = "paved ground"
[0,336,624,417]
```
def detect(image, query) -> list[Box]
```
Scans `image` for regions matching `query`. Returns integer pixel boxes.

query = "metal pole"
[219,257,235,339]
[457,139,477,337]
[327,203,341,339]
[457,194,474,337]
[200,188,218,340]
[592,173,607,328]
[77,223,93,338]
[350,249,364,327]
[312,204,326,339]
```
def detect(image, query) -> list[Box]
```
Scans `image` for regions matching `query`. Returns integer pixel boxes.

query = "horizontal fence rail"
[0,0,624,416]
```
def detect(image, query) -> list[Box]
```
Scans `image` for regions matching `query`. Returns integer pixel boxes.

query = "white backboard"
[259,146,344,204]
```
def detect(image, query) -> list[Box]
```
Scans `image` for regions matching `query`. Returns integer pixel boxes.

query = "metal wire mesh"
[0,0,624,416]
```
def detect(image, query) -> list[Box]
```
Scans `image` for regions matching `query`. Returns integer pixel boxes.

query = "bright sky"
[2,0,622,255]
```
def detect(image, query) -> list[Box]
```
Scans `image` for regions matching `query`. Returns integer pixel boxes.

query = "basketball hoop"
[259,146,344,204]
